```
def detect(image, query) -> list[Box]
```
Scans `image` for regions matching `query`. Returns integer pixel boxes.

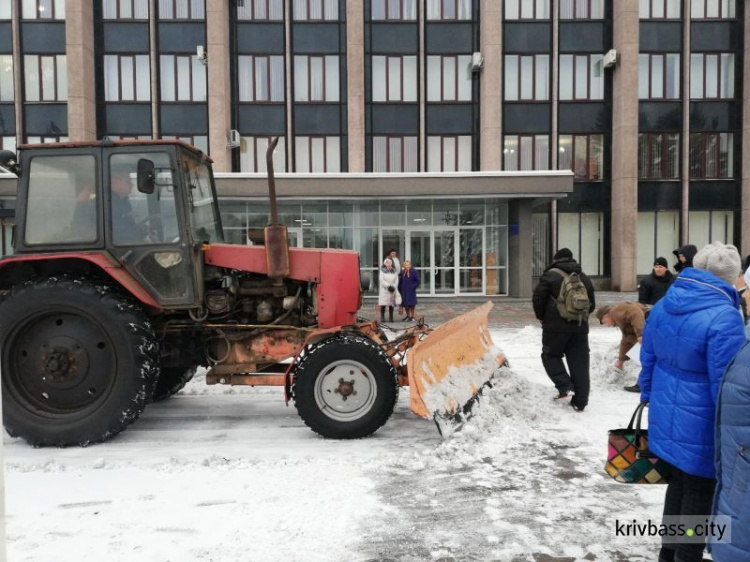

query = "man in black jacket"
[637,257,674,305]
[532,248,596,412]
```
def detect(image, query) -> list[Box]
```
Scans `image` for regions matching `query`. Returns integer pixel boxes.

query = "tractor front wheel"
[292,335,398,439]
[0,276,159,447]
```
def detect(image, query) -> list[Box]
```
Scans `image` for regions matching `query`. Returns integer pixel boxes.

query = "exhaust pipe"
[264,137,290,282]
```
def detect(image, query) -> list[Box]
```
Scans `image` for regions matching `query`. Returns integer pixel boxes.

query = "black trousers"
[541,330,590,408]
[659,464,716,562]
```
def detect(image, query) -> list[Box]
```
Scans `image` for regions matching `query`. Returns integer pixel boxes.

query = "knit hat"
[654,257,668,268]
[553,248,573,261]
[693,242,742,286]
[595,305,612,323]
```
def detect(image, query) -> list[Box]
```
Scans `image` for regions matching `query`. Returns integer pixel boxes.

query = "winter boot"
[623,383,641,393]
[380,306,386,322]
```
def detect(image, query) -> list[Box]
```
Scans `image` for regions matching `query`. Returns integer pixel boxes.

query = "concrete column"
[742,4,750,254]
[479,0,501,170]
[206,0,232,171]
[680,0,690,245]
[550,0,559,253]
[149,0,159,137]
[508,199,534,298]
[418,0,426,171]
[346,1,365,172]
[65,0,97,141]
[11,0,23,144]
[610,0,639,291]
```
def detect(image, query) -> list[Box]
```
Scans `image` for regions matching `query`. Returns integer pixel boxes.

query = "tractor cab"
[10,140,223,309]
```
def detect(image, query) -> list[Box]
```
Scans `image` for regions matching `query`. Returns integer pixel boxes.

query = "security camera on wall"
[471,52,484,73]
[603,48,618,69]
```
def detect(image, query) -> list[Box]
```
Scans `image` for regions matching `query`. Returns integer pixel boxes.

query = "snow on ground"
[4,325,670,562]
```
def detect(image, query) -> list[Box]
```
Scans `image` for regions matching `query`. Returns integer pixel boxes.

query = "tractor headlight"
[154,251,183,269]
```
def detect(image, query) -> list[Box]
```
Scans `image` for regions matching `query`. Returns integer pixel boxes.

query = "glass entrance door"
[407,230,431,294]
[287,227,303,248]
[433,227,458,295]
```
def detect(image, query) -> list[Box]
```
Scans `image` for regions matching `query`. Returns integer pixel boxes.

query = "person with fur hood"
[378,258,401,323]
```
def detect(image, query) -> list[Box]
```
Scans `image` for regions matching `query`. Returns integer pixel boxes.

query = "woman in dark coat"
[398,260,420,322]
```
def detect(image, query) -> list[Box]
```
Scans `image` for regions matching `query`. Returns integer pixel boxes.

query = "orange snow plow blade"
[407,302,506,435]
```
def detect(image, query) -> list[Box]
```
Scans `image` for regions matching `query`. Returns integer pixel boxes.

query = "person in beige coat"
[596,302,648,391]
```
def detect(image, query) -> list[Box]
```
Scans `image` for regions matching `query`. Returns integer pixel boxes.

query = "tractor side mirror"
[136,158,156,195]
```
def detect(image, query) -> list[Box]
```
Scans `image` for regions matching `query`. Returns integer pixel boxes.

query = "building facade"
[0,0,747,295]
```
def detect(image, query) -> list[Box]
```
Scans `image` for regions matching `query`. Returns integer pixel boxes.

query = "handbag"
[604,402,671,484]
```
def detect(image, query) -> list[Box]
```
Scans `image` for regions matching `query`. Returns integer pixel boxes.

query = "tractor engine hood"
[203,244,361,329]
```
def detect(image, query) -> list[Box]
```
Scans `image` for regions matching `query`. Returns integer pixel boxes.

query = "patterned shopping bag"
[605,402,671,484]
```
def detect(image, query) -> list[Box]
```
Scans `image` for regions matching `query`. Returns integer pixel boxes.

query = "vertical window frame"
[504,54,549,102]
[503,134,550,171]
[690,53,735,100]
[158,0,205,20]
[505,0,550,20]
[103,0,150,20]
[558,133,604,180]
[689,132,734,179]
[639,132,680,179]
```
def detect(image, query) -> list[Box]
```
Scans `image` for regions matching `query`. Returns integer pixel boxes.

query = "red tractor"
[0,140,501,447]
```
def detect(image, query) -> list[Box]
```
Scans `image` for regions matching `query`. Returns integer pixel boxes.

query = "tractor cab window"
[183,156,222,243]
[109,152,180,246]
[25,155,98,245]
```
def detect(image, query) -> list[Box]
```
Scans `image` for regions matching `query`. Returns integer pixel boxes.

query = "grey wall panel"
[292,24,342,54]
[370,24,418,54]
[690,102,740,131]
[503,104,551,133]
[159,104,208,134]
[639,102,682,130]
[369,105,419,134]
[558,103,610,133]
[103,22,150,52]
[639,22,681,52]
[689,182,739,210]
[104,104,152,135]
[293,104,342,134]
[425,104,473,134]
[21,22,66,53]
[238,104,286,134]
[556,182,611,212]
[691,22,741,52]
[425,23,473,53]
[0,23,12,52]
[559,22,607,52]
[24,104,67,136]
[504,23,551,53]
[158,23,206,53]
[637,181,681,210]
[237,23,285,54]
[0,105,15,135]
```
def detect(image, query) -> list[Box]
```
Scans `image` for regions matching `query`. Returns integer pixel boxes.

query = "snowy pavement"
[5,325,670,562]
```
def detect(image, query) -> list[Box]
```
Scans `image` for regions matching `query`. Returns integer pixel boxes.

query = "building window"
[238,55,285,102]
[103,0,149,19]
[295,136,340,172]
[237,0,284,20]
[240,136,287,173]
[0,55,13,102]
[690,54,735,99]
[505,0,550,19]
[504,54,549,101]
[26,135,68,143]
[22,0,65,19]
[1,136,16,152]
[558,134,604,180]
[292,0,338,21]
[160,55,207,102]
[372,56,417,103]
[104,55,150,102]
[105,134,153,140]
[689,133,733,179]
[559,54,603,100]
[639,0,680,18]
[427,55,472,102]
[158,0,205,19]
[294,55,340,102]
[688,210,734,250]
[637,211,679,274]
[638,54,680,100]
[24,55,67,102]
[560,0,604,18]
[161,134,208,154]
[503,135,549,171]
[372,0,417,20]
[426,0,472,20]
[427,135,472,171]
[691,0,735,18]
[0,0,10,18]
[373,136,418,172]
[638,133,679,179]
[558,212,603,275]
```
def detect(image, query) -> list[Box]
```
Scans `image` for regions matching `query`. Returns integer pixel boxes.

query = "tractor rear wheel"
[152,365,198,402]
[292,335,398,439]
[0,275,159,447]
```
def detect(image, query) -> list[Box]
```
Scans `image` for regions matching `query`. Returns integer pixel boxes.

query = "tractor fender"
[0,252,160,309]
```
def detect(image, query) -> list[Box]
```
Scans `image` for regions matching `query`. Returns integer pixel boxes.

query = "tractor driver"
[110,165,143,245]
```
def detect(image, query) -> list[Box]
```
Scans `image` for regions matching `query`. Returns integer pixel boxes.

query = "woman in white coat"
[378,258,401,323]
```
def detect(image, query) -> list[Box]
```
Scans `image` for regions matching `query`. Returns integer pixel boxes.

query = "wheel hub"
[334,378,357,401]
[314,360,378,421]
[43,347,76,381]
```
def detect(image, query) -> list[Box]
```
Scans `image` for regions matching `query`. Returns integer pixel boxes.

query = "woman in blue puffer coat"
[640,242,745,562]
[711,340,750,562]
